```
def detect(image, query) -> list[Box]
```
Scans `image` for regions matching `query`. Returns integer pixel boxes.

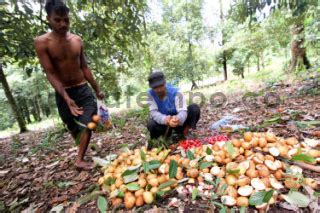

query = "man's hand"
[66,98,83,116]
[96,91,105,100]
[165,116,172,126]
[169,116,180,127]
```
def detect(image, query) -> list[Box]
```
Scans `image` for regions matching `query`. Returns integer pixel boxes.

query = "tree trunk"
[223,54,228,80]
[188,41,198,90]
[261,53,265,68]
[0,64,27,132]
[185,2,197,90]
[219,0,228,81]
[24,103,32,124]
[241,71,244,79]
[288,24,311,72]
[31,99,41,121]
[34,95,42,121]
[257,55,260,71]
[18,97,31,124]
[41,104,51,117]
[191,80,198,90]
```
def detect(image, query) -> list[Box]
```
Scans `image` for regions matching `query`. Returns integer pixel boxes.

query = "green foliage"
[169,159,178,178]
[139,0,210,87]
[66,0,147,101]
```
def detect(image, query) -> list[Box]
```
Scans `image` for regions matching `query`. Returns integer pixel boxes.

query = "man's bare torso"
[36,32,85,87]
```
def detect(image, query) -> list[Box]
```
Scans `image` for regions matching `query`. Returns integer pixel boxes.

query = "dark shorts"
[55,83,97,136]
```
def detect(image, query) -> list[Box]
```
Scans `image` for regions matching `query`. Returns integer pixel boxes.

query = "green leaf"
[262,190,274,203]
[169,160,178,178]
[123,173,139,184]
[187,150,195,160]
[148,160,161,170]
[143,160,161,173]
[117,190,124,198]
[140,149,146,161]
[97,196,107,213]
[219,206,227,213]
[192,188,198,200]
[205,179,216,186]
[146,184,152,191]
[240,206,246,213]
[122,167,139,177]
[313,191,320,197]
[212,201,224,208]
[105,154,117,161]
[206,147,212,155]
[215,177,221,186]
[219,184,228,195]
[291,154,316,163]
[211,192,218,200]
[77,191,104,205]
[282,191,310,208]
[126,183,140,191]
[104,177,116,186]
[117,143,129,149]
[143,161,150,173]
[226,141,235,158]
[199,161,213,170]
[74,119,87,129]
[156,146,163,154]
[249,190,274,206]
[156,190,166,197]
[92,157,109,167]
[226,168,240,174]
[158,180,176,190]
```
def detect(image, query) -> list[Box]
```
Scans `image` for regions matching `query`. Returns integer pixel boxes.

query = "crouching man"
[146,71,200,139]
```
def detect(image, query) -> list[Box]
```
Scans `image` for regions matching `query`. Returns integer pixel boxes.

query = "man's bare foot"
[75,160,94,170]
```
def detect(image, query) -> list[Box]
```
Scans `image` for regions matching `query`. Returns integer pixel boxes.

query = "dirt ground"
[0,77,319,212]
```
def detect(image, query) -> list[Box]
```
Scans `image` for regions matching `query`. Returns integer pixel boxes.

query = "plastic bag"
[209,115,248,132]
[97,100,112,130]
[210,115,235,130]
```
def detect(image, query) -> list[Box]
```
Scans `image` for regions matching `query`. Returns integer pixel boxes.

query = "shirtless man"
[34,0,104,170]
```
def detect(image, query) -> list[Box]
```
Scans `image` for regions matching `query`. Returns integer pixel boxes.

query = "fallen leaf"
[49,203,64,213]
[68,183,84,195]
[74,171,89,182]
[50,195,69,205]
[92,157,109,167]
[22,157,29,163]
[45,161,60,169]
[304,186,319,213]
[312,130,320,138]
[279,202,299,212]
[66,202,79,213]
[0,170,10,177]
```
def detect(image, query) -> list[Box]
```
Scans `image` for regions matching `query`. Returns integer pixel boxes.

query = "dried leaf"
[282,191,310,208]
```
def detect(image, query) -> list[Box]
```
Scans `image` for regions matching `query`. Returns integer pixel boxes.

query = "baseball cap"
[148,71,166,88]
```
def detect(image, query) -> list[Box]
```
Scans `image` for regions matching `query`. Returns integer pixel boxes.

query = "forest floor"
[0,73,319,212]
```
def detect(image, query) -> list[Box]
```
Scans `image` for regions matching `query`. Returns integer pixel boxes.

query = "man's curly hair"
[45,0,69,16]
